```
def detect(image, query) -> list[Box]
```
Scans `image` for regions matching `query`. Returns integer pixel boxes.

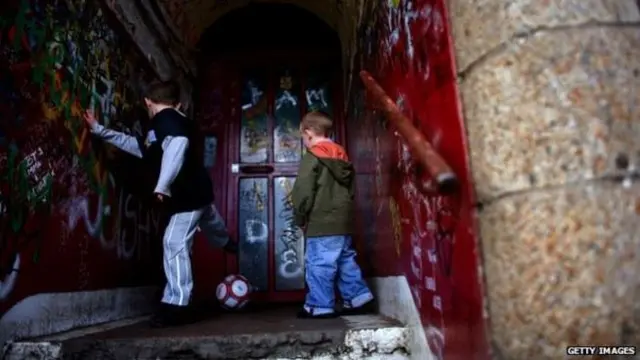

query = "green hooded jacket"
[291,140,355,237]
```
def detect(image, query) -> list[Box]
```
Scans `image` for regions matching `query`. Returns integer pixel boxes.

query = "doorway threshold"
[3,305,410,359]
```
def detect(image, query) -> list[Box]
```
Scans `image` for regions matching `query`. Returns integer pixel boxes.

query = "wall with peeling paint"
[0,0,165,343]
[347,1,489,359]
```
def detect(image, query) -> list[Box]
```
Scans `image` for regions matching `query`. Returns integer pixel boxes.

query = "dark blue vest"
[139,108,213,213]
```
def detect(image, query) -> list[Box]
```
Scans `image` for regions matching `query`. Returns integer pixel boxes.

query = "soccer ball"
[216,274,251,310]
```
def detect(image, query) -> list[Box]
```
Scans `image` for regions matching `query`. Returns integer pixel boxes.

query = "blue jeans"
[304,235,374,315]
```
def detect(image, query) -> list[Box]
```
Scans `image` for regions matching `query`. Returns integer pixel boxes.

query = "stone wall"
[449,1,640,358]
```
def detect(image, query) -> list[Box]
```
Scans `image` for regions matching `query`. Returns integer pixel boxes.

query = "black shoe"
[340,299,376,316]
[222,239,238,254]
[149,303,198,328]
[296,308,338,319]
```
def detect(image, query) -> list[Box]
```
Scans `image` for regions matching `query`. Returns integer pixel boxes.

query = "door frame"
[208,49,345,302]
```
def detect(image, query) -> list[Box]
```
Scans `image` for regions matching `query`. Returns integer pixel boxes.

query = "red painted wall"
[189,62,230,303]
[0,0,162,336]
[347,1,489,359]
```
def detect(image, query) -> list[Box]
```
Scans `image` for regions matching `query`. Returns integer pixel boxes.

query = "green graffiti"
[1,0,149,248]
[1,0,129,197]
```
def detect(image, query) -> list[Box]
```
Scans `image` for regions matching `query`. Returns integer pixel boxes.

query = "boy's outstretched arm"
[291,154,319,228]
[84,110,143,158]
[154,136,189,198]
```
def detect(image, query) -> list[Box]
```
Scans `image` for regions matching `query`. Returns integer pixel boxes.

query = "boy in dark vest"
[292,111,375,318]
[83,80,237,327]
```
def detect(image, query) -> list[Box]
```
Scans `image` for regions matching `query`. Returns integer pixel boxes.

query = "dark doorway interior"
[193,4,344,303]
[197,3,340,55]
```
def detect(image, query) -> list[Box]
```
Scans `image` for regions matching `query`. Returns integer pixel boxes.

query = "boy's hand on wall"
[83,110,98,128]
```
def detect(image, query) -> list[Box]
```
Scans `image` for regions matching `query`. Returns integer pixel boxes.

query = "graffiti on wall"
[276,177,304,284]
[0,144,53,300]
[350,0,487,359]
[0,0,161,315]
[379,0,446,82]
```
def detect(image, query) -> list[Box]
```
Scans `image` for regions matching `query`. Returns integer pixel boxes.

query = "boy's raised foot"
[222,238,238,254]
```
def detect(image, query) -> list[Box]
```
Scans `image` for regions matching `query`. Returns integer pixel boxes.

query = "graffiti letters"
[275,90,297,110]
[117,190,159,260]
[424,195,455,277]
[409,230,423,310]
[277,178,304,280]
[278,226,304,279]
[63,173,159,260]
[0,144,53,300]
[240,81,269,162]
[305,88,328,111]
[245,219,268,244]
[242,80,264,110]
[382,0,445,77]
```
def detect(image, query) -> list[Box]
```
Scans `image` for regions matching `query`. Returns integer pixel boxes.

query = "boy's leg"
[198,203,237,253]
[301,235,343,318]
[337,235,375,315]
[152,209,203,327]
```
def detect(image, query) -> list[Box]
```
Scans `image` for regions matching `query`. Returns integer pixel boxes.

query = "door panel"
[237,177,270,291]
[273,176,305,290]
[225,58,342,302]
[305,67,333,116]
[274,68,303,164]
[240,69,270,164]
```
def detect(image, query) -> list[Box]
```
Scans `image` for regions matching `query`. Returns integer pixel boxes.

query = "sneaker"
[296,308,338,319]
[340,299,376,316]
[222,238,238,254]
[149,303,198,328]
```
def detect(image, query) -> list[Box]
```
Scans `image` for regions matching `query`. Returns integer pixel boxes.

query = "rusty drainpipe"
[359,70,459,195]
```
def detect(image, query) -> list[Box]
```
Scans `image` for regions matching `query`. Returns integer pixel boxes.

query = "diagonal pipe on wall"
[359,70,458,195]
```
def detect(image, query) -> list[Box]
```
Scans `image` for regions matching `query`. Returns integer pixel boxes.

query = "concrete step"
[2,306,410,360]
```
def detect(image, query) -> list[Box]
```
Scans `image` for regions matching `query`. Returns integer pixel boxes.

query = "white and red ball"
[216,274,251,309]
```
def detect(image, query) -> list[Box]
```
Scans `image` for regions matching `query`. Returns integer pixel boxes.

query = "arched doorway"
[195,3,343,303]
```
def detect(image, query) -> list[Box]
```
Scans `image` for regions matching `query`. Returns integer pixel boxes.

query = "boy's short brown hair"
[144,80,180,106]
[301,111,333,136]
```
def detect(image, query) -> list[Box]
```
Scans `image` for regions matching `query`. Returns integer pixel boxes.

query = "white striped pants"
[161,204,229,306]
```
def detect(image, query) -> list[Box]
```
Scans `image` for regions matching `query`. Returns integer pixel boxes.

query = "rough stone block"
[449,0,640,71]
[479,181,640,359]
[461,27,640,201]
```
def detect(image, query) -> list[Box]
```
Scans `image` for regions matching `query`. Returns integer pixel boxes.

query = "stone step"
[2,306,410,360]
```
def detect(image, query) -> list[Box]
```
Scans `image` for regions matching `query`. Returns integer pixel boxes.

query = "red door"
[206,52,343,302]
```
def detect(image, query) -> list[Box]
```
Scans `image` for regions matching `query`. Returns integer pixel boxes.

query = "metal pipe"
[359,70,459,194]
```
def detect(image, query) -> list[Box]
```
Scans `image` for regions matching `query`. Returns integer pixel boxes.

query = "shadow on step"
[4,304,411,360]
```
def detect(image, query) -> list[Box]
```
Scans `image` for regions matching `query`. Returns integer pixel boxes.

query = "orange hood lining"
[309,140,349,161]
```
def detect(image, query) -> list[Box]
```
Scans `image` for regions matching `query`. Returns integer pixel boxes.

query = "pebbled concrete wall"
[449,0,640,358]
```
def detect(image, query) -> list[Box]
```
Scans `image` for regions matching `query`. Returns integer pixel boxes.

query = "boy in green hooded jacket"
[291,111,374,318]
